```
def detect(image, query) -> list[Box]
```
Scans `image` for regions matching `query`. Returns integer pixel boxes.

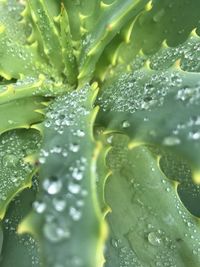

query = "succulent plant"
[1,0,200,266]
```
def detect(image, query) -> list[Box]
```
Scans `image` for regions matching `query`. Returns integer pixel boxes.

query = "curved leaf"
[77,0,148,83]
[104,135,200,266]
[1,187,40,267]
[0,129,41,219]
[117,0,200,65]
[19,84,107,267]
[96,35,200,182]
[0,96,46,134]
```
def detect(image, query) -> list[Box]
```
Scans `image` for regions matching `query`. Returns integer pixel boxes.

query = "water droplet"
[68,182,81,194]
[44,120,51,128]
[148,231,162,246]
[111,238,118,248]
[52,198,66,212]
[188,131,200,140]
[69,207,82,221]
[76,130,85,137]
[107,135,113,144]
[43,176,62,195]
[72,169,83,181]
[2,154,18,167]
[43,221,70,242]
[122,120,130,128]
[33,201,46,214]
[39,157,46,164]
[69,143,80,152]
[50,146,62,154]
[163,136,181,146]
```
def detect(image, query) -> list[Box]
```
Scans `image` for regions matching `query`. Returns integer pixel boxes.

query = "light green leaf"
[77,0,148,83]
[19,84,107,267]
[117,0,200,64]
[1,187,40,267]
[104,135,200,266]
[0,96,46,134]
[158,149,200,218]
[0,129,41,219]
[28,0,68,79]
[96,35,200,181]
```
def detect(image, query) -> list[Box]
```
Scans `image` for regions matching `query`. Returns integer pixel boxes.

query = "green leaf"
[59,5,78,86]
[63,0,148,83]
[158,149,200,218]
[104,135,200,266]
[1,187,40,267]
[96,35,200,182]
[19,84,107,267]
[0,76,67,104]
[117,0,200,64]
[62,0,100,40]
[0,0,28,44]
[0,96,46,134]
[27,0,67,79]
[77,0,148,83]
[0,26,42,80]
[0,0,52,80]
[0,129,41,220]
[42,0,61,17]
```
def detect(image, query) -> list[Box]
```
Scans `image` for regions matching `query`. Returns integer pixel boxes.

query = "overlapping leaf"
[63,0,149,83]
[0,129,41,220]
[19,84,107,267]
[103,134,200,266]
[1,187,40,267]
[96,33,200,182]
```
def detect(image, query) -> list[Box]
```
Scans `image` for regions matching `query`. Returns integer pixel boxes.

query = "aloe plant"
[1,0,200,266]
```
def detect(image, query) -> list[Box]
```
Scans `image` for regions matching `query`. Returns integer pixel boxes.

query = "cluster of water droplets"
[165,115,200,145]
[0,75,63,98]
[0,0,27,44]
[33,85,97,266]
[106,144,200,266]
[148,35,200,73]
[176,82,200,106]
[1,191,40,266]
[0,129,40,204]
[0,27,37,74]
[97,69,177,114]
[0,0,38,75]
[109,238,143,267]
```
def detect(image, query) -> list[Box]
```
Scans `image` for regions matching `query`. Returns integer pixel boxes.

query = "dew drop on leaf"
[122,120,130,128]
[69,207,82,221]
[2,154,18,167]
[69,143,80,152]
[52,198,67,212]
[148,231,162,246]
[43,221,70,243]
[33,200,46,214]
[163,136,181,146]
[68,182,81,194]
[43,176,62,195]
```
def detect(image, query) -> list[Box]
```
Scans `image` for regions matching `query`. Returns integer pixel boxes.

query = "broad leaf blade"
[19,84,106,267]
[96,35,200,181]
[104,135,200,266]
[0,96,46,134]
[1,187,40,267]
[0,129,41,219]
